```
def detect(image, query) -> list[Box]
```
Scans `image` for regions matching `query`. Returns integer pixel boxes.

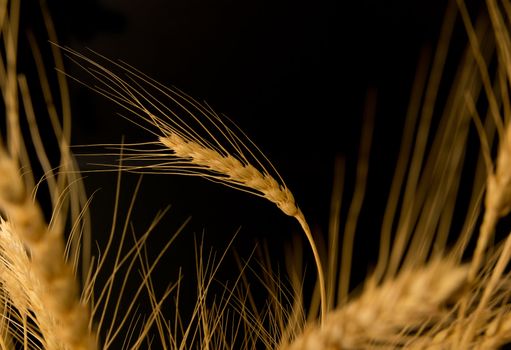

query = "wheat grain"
[0,0,101,347]
[0,219,47,347]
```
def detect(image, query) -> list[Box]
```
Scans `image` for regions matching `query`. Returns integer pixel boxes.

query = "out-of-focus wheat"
[0,1,97,348]
[281,259,468,349]
[0,150,96,349]
[279,0,511,348]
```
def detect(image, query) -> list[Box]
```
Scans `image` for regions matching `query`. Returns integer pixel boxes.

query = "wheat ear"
[60,47,328,322]
[159,133,327,321]
[0,219,64,348]
[0,150,97,349]
[159,134,299,216]
[281,259,468,349]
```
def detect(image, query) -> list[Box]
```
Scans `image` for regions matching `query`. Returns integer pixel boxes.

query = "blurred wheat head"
[1,0,511,349]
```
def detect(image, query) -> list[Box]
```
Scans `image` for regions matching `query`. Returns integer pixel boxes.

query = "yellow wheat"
[3,0,511,349]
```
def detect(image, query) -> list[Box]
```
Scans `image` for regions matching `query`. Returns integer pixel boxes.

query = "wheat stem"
[294,211,327,324]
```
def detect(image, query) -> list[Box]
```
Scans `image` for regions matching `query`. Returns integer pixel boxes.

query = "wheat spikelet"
[0,218,43,346]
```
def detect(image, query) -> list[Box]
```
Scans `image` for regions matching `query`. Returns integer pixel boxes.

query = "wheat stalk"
[281,1,511,347]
